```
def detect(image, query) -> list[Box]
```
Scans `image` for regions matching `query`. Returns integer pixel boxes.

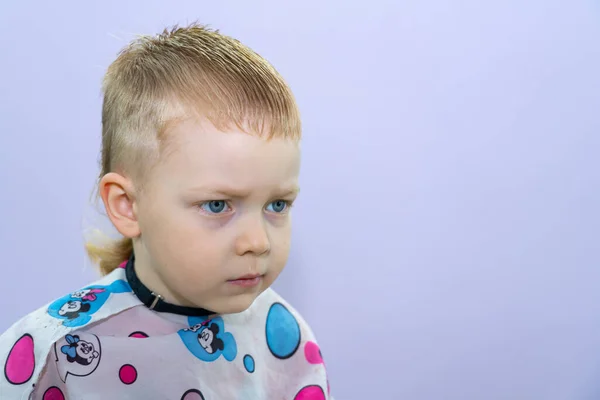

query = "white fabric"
[0,268,331,399]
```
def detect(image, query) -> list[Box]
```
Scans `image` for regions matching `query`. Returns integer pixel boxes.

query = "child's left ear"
[99,172,140,239]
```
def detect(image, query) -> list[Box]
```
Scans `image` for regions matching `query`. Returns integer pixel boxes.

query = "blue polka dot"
[243,354,255,373]
[265,302,301,359]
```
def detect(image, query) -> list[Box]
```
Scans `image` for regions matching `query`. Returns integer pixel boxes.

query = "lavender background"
[1,1,599,398]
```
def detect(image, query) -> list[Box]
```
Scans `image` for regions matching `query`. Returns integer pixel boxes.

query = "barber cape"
[0,261,331,399]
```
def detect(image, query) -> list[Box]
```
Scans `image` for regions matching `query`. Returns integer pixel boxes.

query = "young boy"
[0,23,331,399]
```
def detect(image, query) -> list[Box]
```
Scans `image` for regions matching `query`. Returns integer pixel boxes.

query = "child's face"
[134,118,301,314]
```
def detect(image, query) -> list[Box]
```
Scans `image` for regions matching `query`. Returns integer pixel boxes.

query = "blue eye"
[266,200,289,213]
[200,200,230,214]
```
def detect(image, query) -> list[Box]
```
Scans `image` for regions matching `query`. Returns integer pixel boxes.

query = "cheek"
[165,221,229,261]
[150,224,232,284]
[141,201,219,259]
[267,225,292,270]
[143,196,220,243]
[270,224,292,254]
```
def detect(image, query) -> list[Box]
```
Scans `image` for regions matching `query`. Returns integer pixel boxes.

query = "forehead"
[154,118,301,192]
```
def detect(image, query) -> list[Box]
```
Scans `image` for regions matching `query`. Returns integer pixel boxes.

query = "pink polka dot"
[119,364,137,384]
[294,385,326,400]
[181,388,205,400]
[43,386,65,400]
[118,261,127,269]
[304,341,324,365]
[4,333,35,384]
[128,331,149,338]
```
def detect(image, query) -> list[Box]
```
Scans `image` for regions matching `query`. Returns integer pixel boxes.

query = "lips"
[233,274,262,281]
[227,273,265,288]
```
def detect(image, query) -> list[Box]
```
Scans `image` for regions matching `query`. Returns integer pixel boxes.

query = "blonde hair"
[85,23,302,276]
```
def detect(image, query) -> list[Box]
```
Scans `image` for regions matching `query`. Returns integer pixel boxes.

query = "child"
[0,23,331,399]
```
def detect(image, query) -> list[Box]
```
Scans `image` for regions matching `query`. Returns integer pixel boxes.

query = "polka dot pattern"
[265,302,301,359]
[119,364,137,385]
[243,354,255,373]
[304,341,324,365]
[181,388,205,400]
[42,386,65,400]
[294,385,326,400]
[4,333,35,385]
[128,331,149,338]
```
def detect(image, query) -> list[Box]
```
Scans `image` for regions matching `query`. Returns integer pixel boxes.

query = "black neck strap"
[125,253,214,317]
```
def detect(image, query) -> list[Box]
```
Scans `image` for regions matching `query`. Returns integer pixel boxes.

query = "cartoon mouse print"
[47,280,131,327]
[178,316,237,362]
[53,333,102,383]
[57,300,91,320]
[61,335,99,366]
[71,288,106,302]
[197,323,225,354]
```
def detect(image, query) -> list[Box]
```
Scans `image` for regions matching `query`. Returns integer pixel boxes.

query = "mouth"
[227,273,264,288]
[235,274,262,280]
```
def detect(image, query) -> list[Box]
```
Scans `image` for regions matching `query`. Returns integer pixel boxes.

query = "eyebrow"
[187,185,300,198]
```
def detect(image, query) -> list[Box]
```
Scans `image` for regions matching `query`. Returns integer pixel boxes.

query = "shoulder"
[244,289,331,397]
[247,287,321,350]
[253,287,312,327]
[45,269,135,328]
[0,268,139,398]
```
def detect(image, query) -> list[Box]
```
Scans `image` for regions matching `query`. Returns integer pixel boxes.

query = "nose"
[235,215,271,256]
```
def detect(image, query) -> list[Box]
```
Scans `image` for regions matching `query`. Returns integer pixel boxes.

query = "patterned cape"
[0,267,331,399]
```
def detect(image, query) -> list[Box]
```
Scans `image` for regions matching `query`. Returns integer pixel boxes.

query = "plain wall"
[1,1,599,399]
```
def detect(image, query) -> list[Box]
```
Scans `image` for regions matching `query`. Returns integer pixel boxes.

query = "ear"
[214,338,224,351]
[99,172,140,239]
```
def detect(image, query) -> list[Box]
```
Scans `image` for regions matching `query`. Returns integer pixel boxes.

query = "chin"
[213,293,260,315]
